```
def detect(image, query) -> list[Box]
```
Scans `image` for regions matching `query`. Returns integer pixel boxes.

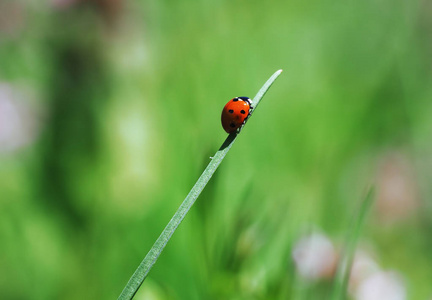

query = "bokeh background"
[1,0,432,299]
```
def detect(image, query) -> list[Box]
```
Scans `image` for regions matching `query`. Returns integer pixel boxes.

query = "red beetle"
[221,97,252,133]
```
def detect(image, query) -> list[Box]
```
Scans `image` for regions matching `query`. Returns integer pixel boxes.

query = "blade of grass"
[330,187,374,300]
[118,69,283,300]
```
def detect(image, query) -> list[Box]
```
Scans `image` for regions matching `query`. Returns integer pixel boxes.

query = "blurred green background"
[1,0,432,299]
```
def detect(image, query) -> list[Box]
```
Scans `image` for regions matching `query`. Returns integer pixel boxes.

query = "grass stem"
[330,188,374,300]
[117,69,283,300]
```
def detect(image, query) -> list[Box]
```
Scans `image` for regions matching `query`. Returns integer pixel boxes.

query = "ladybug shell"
[221,97,252,133]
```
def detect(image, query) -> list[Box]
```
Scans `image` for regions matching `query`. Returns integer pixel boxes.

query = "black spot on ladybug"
[232,98,239,102]
[230,123,236,128]
[229,109,234,113]
[240,110,246,114]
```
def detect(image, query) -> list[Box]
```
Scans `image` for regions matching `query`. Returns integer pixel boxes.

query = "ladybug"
[221,96,253,133]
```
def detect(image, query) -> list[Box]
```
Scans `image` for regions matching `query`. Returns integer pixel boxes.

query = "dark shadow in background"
[38,5,114,229]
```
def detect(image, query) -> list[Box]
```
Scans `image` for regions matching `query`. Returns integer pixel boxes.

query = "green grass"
[118,70,283,300]
[330,188,374,300]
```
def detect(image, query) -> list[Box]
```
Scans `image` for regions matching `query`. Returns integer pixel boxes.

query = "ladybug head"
[237,96,252,106]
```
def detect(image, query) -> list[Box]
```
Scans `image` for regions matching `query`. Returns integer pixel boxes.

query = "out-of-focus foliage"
[0,0,431,299]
